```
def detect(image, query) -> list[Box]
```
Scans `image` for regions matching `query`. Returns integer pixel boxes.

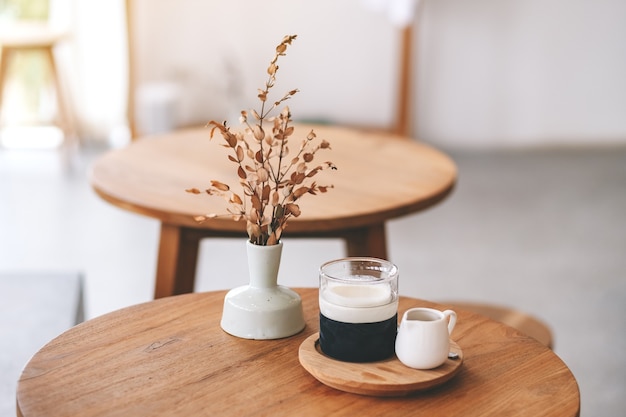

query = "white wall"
[132,0,626,148]
[418,0,626,148]
[132,0,397,133]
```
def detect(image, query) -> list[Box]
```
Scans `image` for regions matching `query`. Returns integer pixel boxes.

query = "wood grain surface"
[17,289,580,417]
[298,334,463,396]
[90,124,457,233]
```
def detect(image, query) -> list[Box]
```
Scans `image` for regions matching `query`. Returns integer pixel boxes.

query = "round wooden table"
[89,124,456,298]
[16,289,580,417]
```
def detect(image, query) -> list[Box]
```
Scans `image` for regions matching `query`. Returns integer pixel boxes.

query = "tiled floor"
[1,143,625,416]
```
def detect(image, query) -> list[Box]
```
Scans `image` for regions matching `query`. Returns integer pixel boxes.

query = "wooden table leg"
[154,224,201,298]
[153,223,388,298]
[342,223,388,260]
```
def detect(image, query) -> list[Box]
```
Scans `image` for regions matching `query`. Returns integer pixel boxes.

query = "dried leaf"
[251,194,262,211]
[257,167,269,182]
[210,181,230,192]
[247,222,262,241]
[292,186,309,199]
[231,193,243,205]
[224,132,237,148]
[249,209,259,223]
[274,204,284,219]
[262,184,271,201]
[291,172,306,185]
[188,35,334,246]
[266,233,277,246]
[285,203,301,217]
[306,167,320,178]
[282,34,297,44]
[253,125,265,141]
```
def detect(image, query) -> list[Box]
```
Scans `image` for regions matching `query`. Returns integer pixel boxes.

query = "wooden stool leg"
[0,47,12,121]
[42,45,76,144]
[343,223,388,260]
[155,224,200,298]
[0,44,76,154]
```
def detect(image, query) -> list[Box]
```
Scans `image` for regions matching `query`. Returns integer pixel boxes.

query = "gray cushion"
[0,272,84,417]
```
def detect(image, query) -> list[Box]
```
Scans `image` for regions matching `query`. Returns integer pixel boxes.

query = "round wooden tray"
[298,333,463,397]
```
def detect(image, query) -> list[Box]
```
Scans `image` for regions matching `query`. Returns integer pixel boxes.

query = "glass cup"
[319,257,399,362]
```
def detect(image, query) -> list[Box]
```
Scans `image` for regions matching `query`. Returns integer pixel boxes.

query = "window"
[1,0,64,148]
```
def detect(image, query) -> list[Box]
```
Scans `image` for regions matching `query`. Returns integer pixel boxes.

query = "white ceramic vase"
[220,241,306,339]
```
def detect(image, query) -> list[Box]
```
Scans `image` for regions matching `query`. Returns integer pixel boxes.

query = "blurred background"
[1,0,625,416]
[2,0,625,148]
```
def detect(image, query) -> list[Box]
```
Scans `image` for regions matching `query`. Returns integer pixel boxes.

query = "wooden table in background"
[90,125,457,298]
[16,289,580,417]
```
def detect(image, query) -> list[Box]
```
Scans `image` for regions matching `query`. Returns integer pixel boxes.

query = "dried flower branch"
[186,35,336,245]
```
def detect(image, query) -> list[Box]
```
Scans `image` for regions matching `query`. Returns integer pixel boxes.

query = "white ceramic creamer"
[395,307,457,369]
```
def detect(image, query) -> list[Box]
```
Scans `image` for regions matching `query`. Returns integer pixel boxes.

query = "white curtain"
[51,0,129,145]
